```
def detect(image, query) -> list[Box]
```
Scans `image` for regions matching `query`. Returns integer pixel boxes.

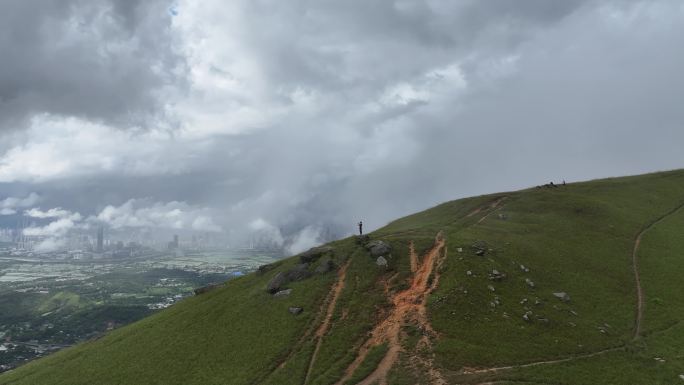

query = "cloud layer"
[1,1,683,247]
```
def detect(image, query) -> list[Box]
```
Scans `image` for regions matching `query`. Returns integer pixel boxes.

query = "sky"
[1,0,683,252]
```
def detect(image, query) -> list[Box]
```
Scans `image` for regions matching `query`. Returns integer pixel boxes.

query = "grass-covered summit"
[2,169,684,385]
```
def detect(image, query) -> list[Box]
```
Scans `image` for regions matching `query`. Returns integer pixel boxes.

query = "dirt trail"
[467,197,507,219]
[631,201,684,339]
[304,260,350,384]
[335,233,447,385]
[464,346,624,375]
[462,201,684,378]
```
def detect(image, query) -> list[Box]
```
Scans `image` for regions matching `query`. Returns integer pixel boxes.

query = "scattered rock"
[257,263,276,275]
[654,357,666,363]
[519,264,530,273]
[274,289,292,297]
[285,263,313,282]
[315,256,336,274]
[266,264,314,293]
[570,310,578,316]
[520,298,528,305]
[376,256,388,267]
[466,270,473,276]
[523,311,533,322]
[536,317,549,323]
[568,322,576,327]
[366,240,392,257]
[487,285,495,292]
[288,307,303,315]
[489,269,506,281]
[497,213,508,220]
[553,292,571,302]
[266,272,287,294]
[355,234,370,246]
[678,374,684,380]
[534,298,543,306]
[472,240,487,256]
[525,278,535,288]
[194,283,221,295]
[457,247,463,253]
[300,246,333,264]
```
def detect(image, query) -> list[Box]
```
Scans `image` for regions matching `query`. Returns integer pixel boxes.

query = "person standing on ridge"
[358,221,363,235]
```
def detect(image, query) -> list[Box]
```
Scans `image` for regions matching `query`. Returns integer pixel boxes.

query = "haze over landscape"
[1,1,684,384]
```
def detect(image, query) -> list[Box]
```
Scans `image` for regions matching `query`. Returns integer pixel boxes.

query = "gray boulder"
[267,272,287,294]
[366,240,391,257]
[285,263,312,282]
[257,263,276,275]
[274,289,292,297]
[315,256,336,274]
[194,283,221,295]
[289,306,303,315]
[553,292,571,302]
[376,256,388,267]
[355,235,370,246]
[299,246,333,264]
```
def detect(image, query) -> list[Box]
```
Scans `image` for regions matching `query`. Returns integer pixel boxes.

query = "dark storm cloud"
[0,0,183,131]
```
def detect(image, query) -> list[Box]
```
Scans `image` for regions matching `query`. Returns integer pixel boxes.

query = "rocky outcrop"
[266,264,314,293]
[315,256,336,274]
[267,272,288,294]
[365,240,391,257]
[376,256,388,267]
[194,283,221,295]
[299,246,333,264]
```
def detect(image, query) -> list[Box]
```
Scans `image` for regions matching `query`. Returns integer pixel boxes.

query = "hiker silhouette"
[358,221,363,235]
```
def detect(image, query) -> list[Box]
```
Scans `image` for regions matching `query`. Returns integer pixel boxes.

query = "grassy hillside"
[2,169,684,385]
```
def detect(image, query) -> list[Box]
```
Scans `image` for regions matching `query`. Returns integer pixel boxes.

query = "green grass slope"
[2,169,684,385]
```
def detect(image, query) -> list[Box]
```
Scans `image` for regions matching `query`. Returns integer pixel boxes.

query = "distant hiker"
[562,180,566,186]
[358,221,363,235]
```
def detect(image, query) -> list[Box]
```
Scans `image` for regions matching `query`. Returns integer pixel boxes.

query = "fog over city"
[1,0,684,253]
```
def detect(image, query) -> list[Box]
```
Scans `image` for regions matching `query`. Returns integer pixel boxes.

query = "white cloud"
[96,199,222,232]
[0,192,41,215]
[0,115,211,183]
[33,237,67,253]
[23,217,80,237]
[25,207,81,221]
[286,226,322,255]
[249,218,284,246]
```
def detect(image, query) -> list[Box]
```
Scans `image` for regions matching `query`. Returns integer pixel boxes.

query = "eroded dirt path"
[304,260,350,384]
[631,201,684,339]
[467,196,507,220]
[335,233,447,385]
[461,201,684,379]
[464,346,625,375]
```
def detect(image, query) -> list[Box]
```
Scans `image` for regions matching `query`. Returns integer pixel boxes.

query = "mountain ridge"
[2,169,684,385]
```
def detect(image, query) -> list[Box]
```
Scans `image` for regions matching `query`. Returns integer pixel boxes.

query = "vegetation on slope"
[2,169,684,385]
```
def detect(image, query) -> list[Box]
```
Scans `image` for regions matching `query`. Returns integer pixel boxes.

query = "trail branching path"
[631,201,684,339]
[462,200,684,380]
[334,233,447,385]
[303,260,350,384]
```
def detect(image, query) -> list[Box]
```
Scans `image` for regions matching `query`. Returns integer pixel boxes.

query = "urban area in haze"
[0,219,342,372]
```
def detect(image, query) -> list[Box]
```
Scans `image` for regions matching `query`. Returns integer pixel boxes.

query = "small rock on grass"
[289,307,303,315]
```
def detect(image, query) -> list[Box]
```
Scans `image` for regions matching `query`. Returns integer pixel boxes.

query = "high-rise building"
[97,226,104,252]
